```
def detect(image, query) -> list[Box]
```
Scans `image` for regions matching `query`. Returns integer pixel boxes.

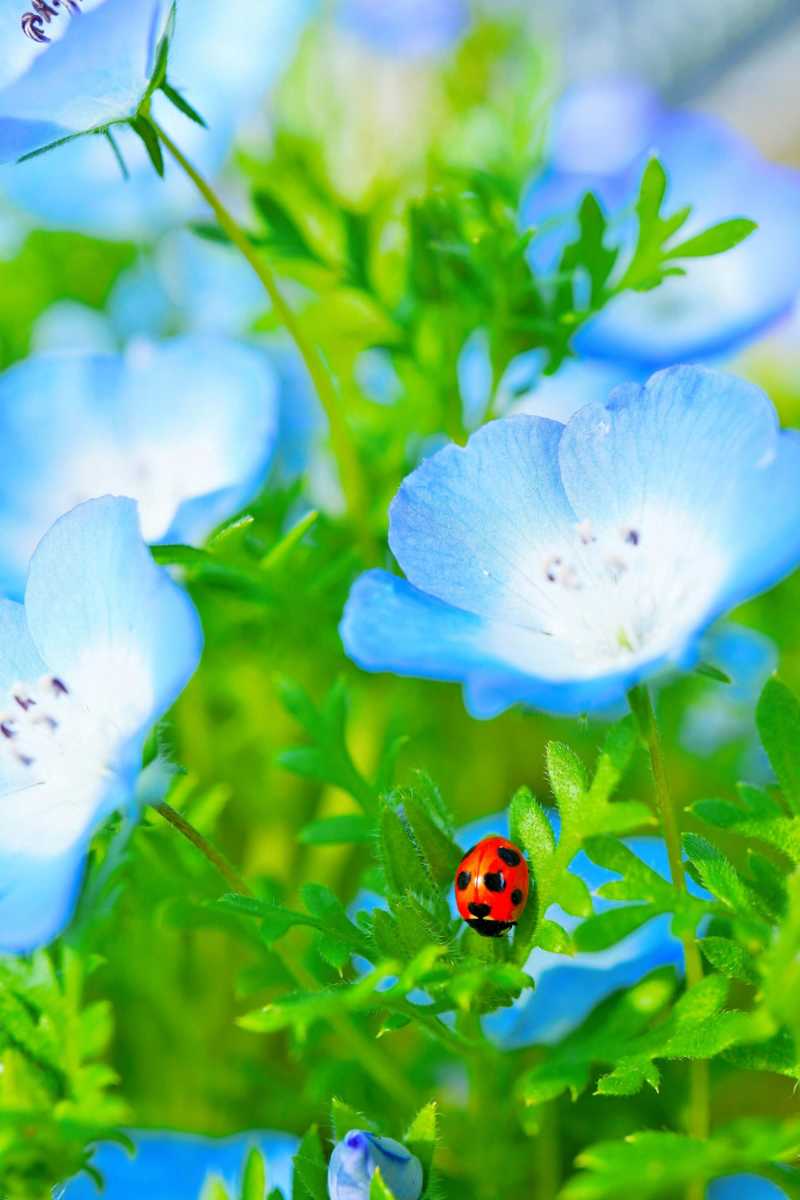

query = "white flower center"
[520,506,727,678]
[0,673,125,857]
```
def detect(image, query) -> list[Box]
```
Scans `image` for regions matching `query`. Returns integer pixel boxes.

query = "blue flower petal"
[0,0,170,164]
[328,1131,423,1200]
[1,0,315,237]
[24,496,202,738]
[0,836,90,955]
[61,1130,298,1200]
[0,599,46,686]
[389,415,576,627]
[0,339,279,596]
[707,1176,789,1200]
[559,366,800,634]
[337,0,469,57]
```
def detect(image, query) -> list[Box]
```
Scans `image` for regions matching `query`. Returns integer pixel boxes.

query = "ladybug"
[454,835,529,938]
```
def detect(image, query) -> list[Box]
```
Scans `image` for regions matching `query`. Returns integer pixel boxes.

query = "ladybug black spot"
[457,870,471,891]
[483,871,506,893]
[498,846,521,867]
[468,901,491,918]
[511,888,524,905]
[468,917,513,938]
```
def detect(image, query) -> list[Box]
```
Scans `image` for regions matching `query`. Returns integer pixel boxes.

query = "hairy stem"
[150,118,372,555]
[153,800,417,1109]
[627,686,709,1200]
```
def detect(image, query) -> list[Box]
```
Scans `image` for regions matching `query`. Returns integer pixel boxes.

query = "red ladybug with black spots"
[454,835,529,937]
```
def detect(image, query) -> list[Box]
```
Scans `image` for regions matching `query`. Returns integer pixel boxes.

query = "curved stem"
[150,118,373,556]
[152,800,417,1110]
[627,686,709,1200]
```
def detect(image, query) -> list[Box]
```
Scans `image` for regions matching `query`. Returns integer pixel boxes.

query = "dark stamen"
[0,722,15,739]
[14,694,35,711]
[51,677,69,696]
[624,528,640,546]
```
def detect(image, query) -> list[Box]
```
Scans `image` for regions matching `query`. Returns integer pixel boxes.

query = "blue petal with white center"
[328,1130,424,1200]
[342,365,800,717]
[0,0,170,164]
[61,1130,297,1199]
[0,336,278,598]
[0,496,202,954]
[0,0,315,238]
[523,80,800,367]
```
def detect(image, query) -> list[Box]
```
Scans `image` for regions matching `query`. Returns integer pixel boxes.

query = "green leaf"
[404,1102,437,1176]
[129,115,164,177]
[695,661,733,683]
[241,1149,267,1200]
[556,872,594,919]
[401,791,462,886]
[636,156,668,231]
[379,806,432,902]
[664,218,757,259]
[253,192,322,263]
[547,741,589,825]
[683,833,760,919]
[700,936,760,985]
[291,1126,327,1200]
[508,787,555,880]
[589,718,638,807]
[331,1097,373,1142]
[573,904,659,952]
[298,814,374,846]
[757,677,800,813]
[160,78,207,127]
[369,1170,396,1200]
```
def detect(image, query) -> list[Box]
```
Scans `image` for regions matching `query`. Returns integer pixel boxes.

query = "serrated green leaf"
[291,1126,327,1200]
[401,792,462,885]
[683,833,759,918]
[331,1097,373,1142]
[700,936,760,984]
[405,1102,437,1176]
[508,786,555,879]
[379,806,433,902]
[547,741,589,825]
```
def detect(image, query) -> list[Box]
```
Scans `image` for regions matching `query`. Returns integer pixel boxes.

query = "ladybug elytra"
[454,835,529,938]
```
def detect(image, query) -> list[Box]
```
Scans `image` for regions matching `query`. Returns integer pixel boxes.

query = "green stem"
[627,686,709,1200]
[150,118,373,557]
[152,800,417,1110]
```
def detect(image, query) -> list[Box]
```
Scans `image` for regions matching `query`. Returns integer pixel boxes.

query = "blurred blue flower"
[707,1176,789,1200]
[682,623,777,770]
[0,0,170,164]
[61,1129,297,1199]
[0,496,202,954]
[342,365,800,718]
[328,1130,423,1200]
[523,79,800,368]
[1,0,315,239]
[458,810,698,1047]
[336,0,469,58]
[0,336,279,597]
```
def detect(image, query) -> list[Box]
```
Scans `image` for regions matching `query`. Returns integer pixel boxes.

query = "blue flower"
[335,0,469,58]
[1,0,315,238]
[0,336,279,597]
[523,79,800,368]
[61,1130,297,1199]
[341,365,800,718]
[0,496,202,954]
[328,1131,423,1200]
[0,0,171,164]
[707,1176,789,1200]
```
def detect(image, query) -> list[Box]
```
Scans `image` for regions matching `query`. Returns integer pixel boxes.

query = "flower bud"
[328,1130,424,1200]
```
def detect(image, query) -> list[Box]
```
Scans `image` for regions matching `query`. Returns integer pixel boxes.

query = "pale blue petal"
[559,366,800,631]
[682,624,777,759]
[0,836,88,955]
[0,599,46,688]
[337,0,469,57]
[388,416,576,627]
[0,341,279,596]
[0,0,169,163]
[457,330,492,430]
[340,570,667,719]
[1,0,315,237]
[62,1130,298,1200]
[24,497,202,738]
[501,354,640,423]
